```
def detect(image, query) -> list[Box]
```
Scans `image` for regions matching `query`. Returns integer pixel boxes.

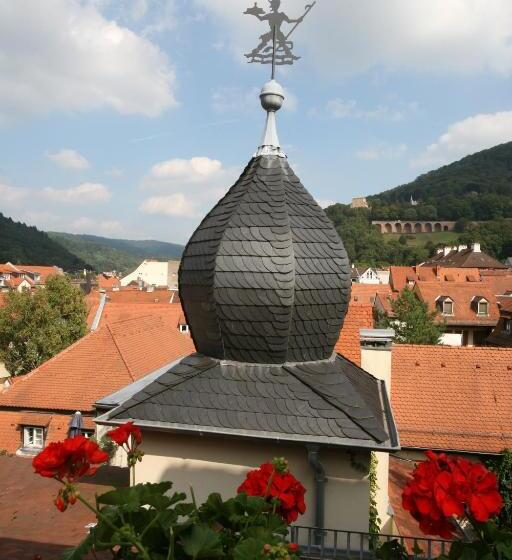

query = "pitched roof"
[414,281,499,326]
[17,265,63,283]
[96,274,120,290]
[389,266,482,292]
[100,353,398,450]
[482,273,512,296]
[391,344,512,453]
[0,314,195,413]
[424,248,506,269]
[334,303,374,365]
[350,283,392,305]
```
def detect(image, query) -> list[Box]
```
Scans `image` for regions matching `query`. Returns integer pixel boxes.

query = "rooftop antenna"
[244,0,316,157]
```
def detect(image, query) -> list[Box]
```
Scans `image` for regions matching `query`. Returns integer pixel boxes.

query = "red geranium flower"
[237,459,306,525]
[33,436,109,482]
[107,421,142,447]
[402,451,503,539]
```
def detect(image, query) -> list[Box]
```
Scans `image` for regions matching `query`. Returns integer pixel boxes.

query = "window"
[477,300,489,316]
[179,324,189,333]
[23,426,44,449]
[504,319,512,335]
[442,300,453,316]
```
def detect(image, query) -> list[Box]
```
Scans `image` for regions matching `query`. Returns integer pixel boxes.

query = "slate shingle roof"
[106,352,398,450]
[179,155,351,364]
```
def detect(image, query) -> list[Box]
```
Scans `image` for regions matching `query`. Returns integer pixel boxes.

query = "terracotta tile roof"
[498,296,512,314]
[98,302,184,328]
[106,287,178,304]
[350,283,392,305]
[390,266,482,292]
[16,265,63,283]
[391,344,512,453]
[0,314,195,413]
[414,281,499,326]
[96,273,121,290]
[334,303,374,365]
[482,274,512,296]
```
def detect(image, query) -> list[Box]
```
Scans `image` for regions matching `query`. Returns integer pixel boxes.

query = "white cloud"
[43,182,112,204]
[0,182,29,203]
[0,0,177,121]
[140,194,198,218]
[326,99,415,121]
[356,143,408,160]
[412,111,512,168]
[195,0,512,77]
[140,155,241,219]
[316,199,335,209]
[46,149,90,170]
[149,156,223,184]
[212,86,297,113]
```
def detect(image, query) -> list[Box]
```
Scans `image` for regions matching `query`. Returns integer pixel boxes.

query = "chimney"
[443,246,451,257]
[471,242,481,253]
[359,328,396,534]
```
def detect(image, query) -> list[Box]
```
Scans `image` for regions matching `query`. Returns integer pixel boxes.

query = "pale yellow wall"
[135,430,372,534]
[360,347,394,534]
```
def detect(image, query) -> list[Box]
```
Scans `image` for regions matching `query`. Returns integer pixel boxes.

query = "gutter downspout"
[307,444,327,546]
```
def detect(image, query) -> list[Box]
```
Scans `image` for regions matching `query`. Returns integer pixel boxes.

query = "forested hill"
[48,232,184,274]
[0,213,89,270]
[369,141,512,221]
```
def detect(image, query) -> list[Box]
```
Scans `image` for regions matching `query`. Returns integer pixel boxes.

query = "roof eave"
[94,414,400,452]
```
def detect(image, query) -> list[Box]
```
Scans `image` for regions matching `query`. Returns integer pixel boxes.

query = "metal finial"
[244,1,316,70]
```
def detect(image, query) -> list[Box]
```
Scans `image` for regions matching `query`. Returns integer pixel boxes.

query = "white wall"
[121,261,169,288]
[134,430,373,535]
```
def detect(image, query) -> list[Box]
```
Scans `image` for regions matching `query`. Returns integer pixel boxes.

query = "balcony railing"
[289,526,452,560]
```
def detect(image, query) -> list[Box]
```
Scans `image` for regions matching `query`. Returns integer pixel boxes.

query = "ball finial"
[260,79,285,112]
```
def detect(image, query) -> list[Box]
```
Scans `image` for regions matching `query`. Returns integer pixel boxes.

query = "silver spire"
[256,79,285,157]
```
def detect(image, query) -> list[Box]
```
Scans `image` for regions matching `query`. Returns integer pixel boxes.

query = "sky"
[0,0,511,244]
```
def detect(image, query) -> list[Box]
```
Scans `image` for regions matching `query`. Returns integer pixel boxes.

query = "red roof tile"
[482,274,512,296]
[96,273,121,290]
[335,303,374,365]
[414,282,499,326]
[350,283,392,305]
[0,314,195,414]
[391,344,512,453]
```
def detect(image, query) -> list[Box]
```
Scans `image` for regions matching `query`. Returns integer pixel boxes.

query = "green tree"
[383,289,444,344]
[486,449,512,529]
[0,276,87,375]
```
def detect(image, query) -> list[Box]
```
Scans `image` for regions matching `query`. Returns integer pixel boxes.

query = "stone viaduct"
[371,220,456,234]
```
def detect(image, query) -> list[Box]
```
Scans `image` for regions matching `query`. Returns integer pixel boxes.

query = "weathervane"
[244,0,316,158]
[244,0,316,77]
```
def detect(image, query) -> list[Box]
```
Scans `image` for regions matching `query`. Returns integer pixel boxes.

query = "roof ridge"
[106,323,136,382]
[282,360,388,443]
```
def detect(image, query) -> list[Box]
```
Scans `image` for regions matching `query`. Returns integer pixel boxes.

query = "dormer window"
[477,300,489,316]
[472,296,489,316]
[437,296,454,316]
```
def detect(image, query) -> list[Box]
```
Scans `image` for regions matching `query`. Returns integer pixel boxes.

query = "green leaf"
[180,524,224,560]
[233,538,265,560]
[97,482,182,512]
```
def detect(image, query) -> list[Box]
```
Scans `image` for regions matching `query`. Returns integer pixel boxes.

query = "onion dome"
[179,82,351,364]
